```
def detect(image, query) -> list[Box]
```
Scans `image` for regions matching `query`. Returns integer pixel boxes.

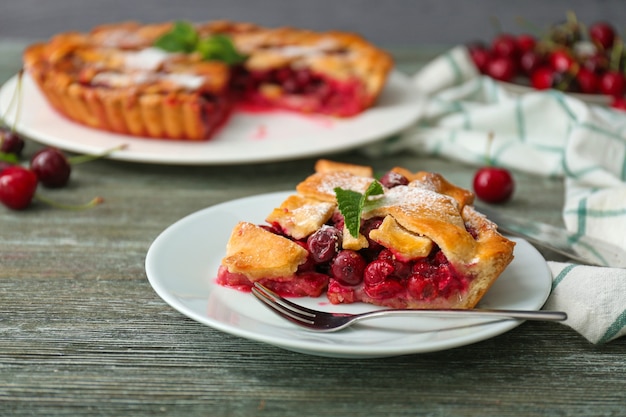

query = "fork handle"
[356,309,567,322]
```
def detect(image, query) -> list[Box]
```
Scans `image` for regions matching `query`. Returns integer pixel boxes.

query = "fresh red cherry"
[0,128,25,156]
[30,147,72,188]
[516,34,537,53]
[473,167,515,204]
[0,161,14,173]
[491,33,519,58]
[589,21,616,50]
[576,68,599,94]
[0,165,38,210]
[531,67,555,90]
[468,44,491,73]
[486,56,517,82]
[549,50,576,73]
[599,71,626,96]
[611,96,626,111]
[582,52,609,73]
[519,50,544,76]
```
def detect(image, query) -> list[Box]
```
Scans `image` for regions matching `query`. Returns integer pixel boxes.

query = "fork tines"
[251,282,317,326]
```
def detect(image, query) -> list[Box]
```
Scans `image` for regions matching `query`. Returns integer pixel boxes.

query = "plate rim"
[0,71,425,165]
[145,191,553,358]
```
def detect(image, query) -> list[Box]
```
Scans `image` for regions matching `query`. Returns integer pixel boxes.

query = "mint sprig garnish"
[334,180,384,238]
[154,21,246,65]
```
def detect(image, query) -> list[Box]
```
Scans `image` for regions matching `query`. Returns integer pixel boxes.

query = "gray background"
[2,0,626,48]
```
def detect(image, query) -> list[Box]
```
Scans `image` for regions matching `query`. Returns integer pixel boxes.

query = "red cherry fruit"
[519,50,544,76]
[0,161,13,173]
[486,56,517,82]
[531,67,554,90]
[611,96,626,111]
[599,71,626,97]
[491,33,519,58]
[589,21,616,50]
[468,44,491,73]
[473,167,515,204]
[582,52,609,73]
[0,165,38,210]
[576,68,599,94]
[516,34,537,53]
[549,50,576,73]
[0,129,25,156]
[30,147,71,188]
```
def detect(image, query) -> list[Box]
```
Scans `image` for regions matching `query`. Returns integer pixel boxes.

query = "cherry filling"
[196,93,233,139]
[239,67,367,117]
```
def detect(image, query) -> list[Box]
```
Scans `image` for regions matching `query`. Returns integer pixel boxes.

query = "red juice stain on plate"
[251,124,268,140]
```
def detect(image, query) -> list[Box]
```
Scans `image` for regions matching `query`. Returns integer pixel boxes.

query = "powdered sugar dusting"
[124,47,172,71]
[315,172,373,195]
[91,70,205,90]
[292,201,334,219]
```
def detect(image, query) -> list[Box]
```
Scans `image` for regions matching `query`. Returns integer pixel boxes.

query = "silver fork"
[251,282,567,332]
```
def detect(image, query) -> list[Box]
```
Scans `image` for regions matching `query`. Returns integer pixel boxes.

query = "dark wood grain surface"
[1,41,624,417]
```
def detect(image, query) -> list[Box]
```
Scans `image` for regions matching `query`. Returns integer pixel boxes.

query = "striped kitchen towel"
[369,46,626,343]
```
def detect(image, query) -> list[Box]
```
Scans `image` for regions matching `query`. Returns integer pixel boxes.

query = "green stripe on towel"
[597,309,626,344]
[552,264,577,290]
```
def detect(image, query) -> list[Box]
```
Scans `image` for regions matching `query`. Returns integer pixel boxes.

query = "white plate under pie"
[0,71,424,165]
[145,191,553,358]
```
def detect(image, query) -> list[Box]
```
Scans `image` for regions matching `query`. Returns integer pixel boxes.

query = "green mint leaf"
[362,180,384,209]
[154,21,198,53]
[334,188,363,238]
[154,22,246,65]
[196,34,246,65]
[334,180,384,238]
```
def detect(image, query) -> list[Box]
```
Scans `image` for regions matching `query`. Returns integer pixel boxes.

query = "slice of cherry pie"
[23,21,392,141]
[217,160,516,309]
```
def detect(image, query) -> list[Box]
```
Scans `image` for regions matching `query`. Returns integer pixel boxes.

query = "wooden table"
[1,40,624,416]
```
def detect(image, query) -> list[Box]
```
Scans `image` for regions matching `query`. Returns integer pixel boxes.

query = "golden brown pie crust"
[23,21,393,141]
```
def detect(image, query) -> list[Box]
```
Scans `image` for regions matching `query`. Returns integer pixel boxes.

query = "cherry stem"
[489,16,503,34]
[514,16,543,37]
[565,10,578,26]
[0,152,19,164]
[610,38,623,71]
[0,69,24,133]
[33,194,104,211]
[67,144,128,165]
[485,131,495,166]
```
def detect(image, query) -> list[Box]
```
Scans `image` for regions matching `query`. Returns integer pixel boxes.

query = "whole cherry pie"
[22,21,392,141]
[217,160,516,309]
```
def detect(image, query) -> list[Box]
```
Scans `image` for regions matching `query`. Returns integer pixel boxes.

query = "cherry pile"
[0,128,119,210]
[467,14,626,110]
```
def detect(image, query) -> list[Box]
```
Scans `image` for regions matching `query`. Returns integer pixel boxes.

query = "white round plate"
[0,72,424,165]
[145,191,553,358]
